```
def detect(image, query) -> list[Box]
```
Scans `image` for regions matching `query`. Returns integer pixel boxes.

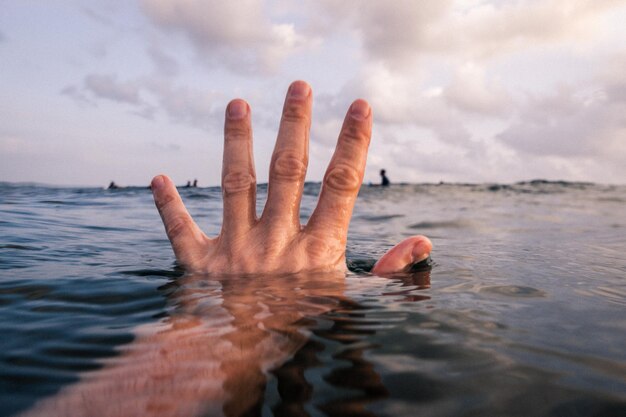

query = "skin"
[20,81,433,417]
[150,80,432,275]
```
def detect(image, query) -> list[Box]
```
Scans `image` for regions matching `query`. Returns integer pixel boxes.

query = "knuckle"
[155,192,177,212]
[166,215,193,240]
[341,123,370,144]
[282,103,309,124]
[225,124,250,141]
[222,171,255,195]
[305,234,336,261]
[271,151,307,181]
[324,164,361,194]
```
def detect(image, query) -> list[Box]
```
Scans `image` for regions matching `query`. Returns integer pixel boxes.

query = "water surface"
[1,181,625,416]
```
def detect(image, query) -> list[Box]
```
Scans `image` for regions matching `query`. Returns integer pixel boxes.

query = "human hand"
[151,80,431,274]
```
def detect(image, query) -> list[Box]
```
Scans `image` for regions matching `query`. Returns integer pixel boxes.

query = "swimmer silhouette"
[193,179,198,187]
[107,181,119,190]
[380,169,390,186]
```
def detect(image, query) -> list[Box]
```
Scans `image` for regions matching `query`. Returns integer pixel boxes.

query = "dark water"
[1,181,625,416]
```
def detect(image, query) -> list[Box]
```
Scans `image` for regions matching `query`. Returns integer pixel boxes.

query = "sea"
[1,180,625,416]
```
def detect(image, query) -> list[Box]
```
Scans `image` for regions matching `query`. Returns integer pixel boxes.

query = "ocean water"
[0,181,625,416]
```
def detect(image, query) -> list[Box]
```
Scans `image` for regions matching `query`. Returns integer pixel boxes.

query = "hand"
[151,80,432,275]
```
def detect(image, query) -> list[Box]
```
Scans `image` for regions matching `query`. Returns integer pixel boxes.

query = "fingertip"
[151,175,181,213]
[372,235,433,275]
[349,99,371,121]
[151,174,167,192]
[288,80,312,99]
[226,99,249,120]
[410,235,433,263]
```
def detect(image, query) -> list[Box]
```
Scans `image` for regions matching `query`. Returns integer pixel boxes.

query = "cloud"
[60,85,97,107]
[443,62,511,116]
[310,0,624,68]
[84,74,141,104]
[147,44,180,77]
[140,0,307,73]
[497,56,626,161]
[444,0,622,58]
[63,73,222,131]
[143,80,222,130]
[81,6,115,27]
[329,64,476,147]
[309,44,626,184]
[41,1,626,184]
[314,0,452,66]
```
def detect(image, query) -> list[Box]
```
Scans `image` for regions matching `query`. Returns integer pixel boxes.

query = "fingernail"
[411,238,432,263]
[350,100,370,120]
[289,81,310,99]
[412,252,429,264]
[151,175,165,190]
[228,100,247,119]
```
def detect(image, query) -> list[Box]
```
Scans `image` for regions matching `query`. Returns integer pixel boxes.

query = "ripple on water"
[2,182,626,416]
[479,285,547,298]
[0,244,45,251]
[408,219,472,229]
[359,214,405,221]
[587,286,626,307]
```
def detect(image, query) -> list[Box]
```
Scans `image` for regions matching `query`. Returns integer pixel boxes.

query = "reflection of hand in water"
[21,269,432,417]
[150,80,431,275]
[21,272,348,417]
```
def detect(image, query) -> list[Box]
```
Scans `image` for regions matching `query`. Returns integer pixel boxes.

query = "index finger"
[152,175,208,268]
[306,99,372,240]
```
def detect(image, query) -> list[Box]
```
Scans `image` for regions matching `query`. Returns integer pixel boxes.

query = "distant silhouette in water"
[185,181,191,188]
[380,169,390,186]
[193,179,198,187]
[107,181,119,190]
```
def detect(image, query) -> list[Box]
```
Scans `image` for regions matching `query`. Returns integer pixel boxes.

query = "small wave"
[479,285,547,298]
[409,220,470,229]
[597,197,625,203]
[38,200,83,206]
[117,268,183,279]
[359,214,405,221]
[81,225,141,232]
[0,244,44,251]
[515,179,594,187]
[587,286,626,306]
[183,193,214,200]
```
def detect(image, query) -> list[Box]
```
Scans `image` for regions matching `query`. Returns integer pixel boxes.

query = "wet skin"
[151,80,432,275]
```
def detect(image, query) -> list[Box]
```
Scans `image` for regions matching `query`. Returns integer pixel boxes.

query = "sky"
[1,0,625,187]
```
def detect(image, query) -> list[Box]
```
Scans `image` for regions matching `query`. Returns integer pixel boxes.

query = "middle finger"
[261,80,312,227]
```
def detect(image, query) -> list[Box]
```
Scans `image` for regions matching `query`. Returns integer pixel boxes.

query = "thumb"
[372,235,432,275]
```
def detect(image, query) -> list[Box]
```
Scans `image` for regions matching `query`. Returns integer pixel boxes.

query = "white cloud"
[445,0,623,58]
[311,0,624,68]
[140,0,307,73]
[63,73,222,132]
[143,79,222,130]
[309,0,451,68]
[497,53,626,161]
[443,62,511,116]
